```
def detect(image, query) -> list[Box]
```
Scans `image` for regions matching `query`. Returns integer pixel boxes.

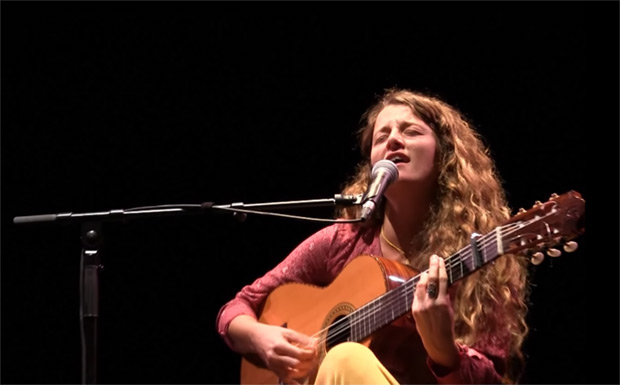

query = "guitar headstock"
[501,191,585,265]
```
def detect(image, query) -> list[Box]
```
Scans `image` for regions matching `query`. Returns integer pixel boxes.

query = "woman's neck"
[382,183,435,255]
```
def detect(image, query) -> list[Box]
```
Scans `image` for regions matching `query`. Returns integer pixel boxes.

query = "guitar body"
[240,255,418,385]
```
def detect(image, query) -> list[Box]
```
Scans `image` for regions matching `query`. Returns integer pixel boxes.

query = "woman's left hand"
[412,254,460,370]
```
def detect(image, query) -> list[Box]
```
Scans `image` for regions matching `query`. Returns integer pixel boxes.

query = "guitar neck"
[348,230,502,343]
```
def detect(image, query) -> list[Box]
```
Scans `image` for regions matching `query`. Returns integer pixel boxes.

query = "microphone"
[360,159,399,221]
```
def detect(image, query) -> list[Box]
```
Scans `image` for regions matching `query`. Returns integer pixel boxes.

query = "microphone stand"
[12,194,361,385]
[80,221,102,385]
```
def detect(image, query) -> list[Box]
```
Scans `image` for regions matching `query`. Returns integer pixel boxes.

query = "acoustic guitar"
[240,191,585,384]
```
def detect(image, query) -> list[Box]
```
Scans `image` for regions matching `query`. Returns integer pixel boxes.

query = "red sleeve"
[215,224,340,350]
[426,341,507,384]
[425,283,514,384]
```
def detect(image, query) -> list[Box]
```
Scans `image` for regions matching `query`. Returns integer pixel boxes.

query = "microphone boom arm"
[13,194,363,225]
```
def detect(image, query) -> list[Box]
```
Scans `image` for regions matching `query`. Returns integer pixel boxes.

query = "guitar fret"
[482,234,491,263]
[487,232,499,260]
[351,309,356,341]
[357,311,361,342]
[361,304,367,340]
[355,307,364,338]
[366,303,371,337]
[467,245,475,272]
[447,252,465,282]
[368,303,373,337]
[470,235,482,268]
[377,296,386,330]
[481,232,495,263]
[350,312,356,342]
[403,285,409,316]
[399,285,408,315]
[496,226,504,255]
[372,299,375,332]
[357,306,362,340]
[393,289,401,323]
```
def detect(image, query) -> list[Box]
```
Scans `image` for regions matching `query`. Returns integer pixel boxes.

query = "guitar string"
[318,222,525,345]
[340,203,567,343]
[320,221,536,346]
[318,225,516,345]
[317,235,498,345]
[321,204,567,345]
[312,222,528,345]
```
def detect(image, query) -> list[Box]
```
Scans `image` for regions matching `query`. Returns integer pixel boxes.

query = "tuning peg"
[517,208,526,214]
[533,200,543,207]
[530,252,545,265]
[550,193,559,200]
[563,241,578,253]
[547,248,562,257]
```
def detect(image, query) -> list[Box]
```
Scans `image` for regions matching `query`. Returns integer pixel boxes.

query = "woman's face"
[370,104,438,185]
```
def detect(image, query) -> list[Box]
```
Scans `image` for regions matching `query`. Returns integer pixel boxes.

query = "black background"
[2,2,617,384]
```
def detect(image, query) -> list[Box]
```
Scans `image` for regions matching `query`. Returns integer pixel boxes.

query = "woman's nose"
[386,130,404,149]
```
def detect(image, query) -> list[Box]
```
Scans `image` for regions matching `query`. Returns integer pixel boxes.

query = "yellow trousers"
[314,342,399,385]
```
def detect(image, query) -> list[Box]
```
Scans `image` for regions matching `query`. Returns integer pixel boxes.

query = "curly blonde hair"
[339,88,530,383]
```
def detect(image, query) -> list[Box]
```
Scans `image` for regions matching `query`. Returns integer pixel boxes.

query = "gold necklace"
[380,226,410,265]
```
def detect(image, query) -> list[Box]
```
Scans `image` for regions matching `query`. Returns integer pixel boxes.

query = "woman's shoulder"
[318,221,375,240]
[299,222,377,255]
[322,221,380,256]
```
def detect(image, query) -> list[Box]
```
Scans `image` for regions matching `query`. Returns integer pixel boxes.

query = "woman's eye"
[403,129,420,136]
[374,135,388,144]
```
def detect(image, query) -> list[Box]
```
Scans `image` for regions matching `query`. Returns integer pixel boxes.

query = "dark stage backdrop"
[2,2,616,385]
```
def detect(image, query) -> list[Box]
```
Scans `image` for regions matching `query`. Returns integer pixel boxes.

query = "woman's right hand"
[250,322,318,384]
[229,315,318,384]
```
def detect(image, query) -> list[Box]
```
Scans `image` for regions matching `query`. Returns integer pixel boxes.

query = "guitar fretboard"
[348,229,505,343]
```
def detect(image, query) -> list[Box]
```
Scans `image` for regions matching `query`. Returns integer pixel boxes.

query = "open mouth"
[386,154,409,164]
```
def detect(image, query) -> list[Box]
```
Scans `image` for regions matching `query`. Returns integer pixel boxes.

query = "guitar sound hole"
[325,315,351,351]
